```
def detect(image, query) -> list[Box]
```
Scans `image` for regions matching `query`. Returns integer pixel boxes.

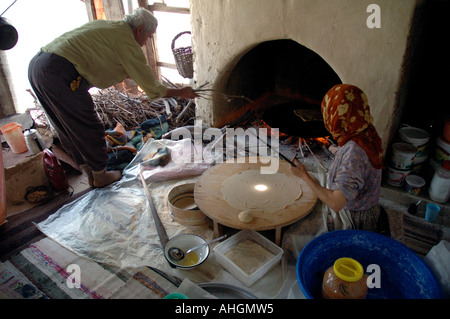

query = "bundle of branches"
[92,87,196,131]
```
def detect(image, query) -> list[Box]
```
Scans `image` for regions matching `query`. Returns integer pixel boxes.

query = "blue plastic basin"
[296,230,442,299]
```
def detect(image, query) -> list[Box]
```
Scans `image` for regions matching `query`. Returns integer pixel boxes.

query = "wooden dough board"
[194,157,318,244]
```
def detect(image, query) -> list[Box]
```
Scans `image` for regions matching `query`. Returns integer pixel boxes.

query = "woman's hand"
[290,159,308,179]
[290,159,347,212]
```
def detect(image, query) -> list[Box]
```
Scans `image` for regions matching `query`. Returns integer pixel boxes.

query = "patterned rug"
[0,237,179,299]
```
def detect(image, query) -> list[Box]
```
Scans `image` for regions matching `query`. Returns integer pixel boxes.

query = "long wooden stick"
[138,172,170,247]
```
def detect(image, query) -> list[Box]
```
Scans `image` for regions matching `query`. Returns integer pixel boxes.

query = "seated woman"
[290,84,389,234]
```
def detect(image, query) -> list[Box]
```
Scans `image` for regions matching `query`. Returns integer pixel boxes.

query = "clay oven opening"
[216,39,342,139]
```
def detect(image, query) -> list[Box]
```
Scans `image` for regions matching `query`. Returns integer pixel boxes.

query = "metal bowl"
[164,234,210,269]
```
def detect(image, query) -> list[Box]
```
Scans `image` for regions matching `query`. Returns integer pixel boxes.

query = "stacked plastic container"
[214,230,283,287]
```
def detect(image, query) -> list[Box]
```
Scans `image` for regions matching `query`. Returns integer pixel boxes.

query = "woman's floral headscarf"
[321,84,384,169]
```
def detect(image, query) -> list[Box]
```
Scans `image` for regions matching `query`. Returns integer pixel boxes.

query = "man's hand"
[164,87,199,99]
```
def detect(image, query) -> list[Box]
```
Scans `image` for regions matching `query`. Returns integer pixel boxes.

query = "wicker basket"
[171,31,194,79]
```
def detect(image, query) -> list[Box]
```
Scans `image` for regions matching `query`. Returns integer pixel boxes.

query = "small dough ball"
[239,210,254,223]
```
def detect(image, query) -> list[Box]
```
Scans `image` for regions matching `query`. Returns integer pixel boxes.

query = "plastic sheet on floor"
[36,138,217,270]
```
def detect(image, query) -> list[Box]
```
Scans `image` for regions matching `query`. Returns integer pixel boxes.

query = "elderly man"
[28,8,197,188]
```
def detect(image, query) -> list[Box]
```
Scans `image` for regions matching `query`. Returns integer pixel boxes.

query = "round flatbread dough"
[221,170,303,213]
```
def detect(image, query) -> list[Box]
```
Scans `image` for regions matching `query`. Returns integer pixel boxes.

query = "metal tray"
[198,283,258,299]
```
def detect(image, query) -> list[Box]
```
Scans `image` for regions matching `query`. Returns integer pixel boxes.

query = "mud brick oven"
[190,0,419,152]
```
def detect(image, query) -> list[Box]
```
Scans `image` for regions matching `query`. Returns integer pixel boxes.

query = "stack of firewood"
[92,87,196,131]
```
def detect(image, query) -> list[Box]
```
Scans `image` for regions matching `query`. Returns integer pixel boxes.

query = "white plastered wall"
[190,0,418,151]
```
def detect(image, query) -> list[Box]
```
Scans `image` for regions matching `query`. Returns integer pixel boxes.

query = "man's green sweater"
[42,19,167,99]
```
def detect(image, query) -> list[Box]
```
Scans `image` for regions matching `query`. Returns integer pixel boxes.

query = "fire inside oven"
[222,39,341,138]
[220,39,342,160]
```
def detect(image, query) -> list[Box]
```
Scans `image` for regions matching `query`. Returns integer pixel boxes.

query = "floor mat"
[0,237,179,299]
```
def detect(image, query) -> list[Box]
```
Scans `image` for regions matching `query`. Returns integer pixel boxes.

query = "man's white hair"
[124,8,158,33]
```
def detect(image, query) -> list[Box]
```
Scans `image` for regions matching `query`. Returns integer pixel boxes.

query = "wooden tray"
[194,157,318,244]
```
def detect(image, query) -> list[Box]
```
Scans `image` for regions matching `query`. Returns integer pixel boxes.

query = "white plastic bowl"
[405,174,425,195]
[399,126,430,147]
[164,234,210,269]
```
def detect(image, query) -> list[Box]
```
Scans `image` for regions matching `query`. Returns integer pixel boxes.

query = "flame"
[251,119,291,138]
[314,137,331,146]
[298,136,332,148]
[219,90,332,143]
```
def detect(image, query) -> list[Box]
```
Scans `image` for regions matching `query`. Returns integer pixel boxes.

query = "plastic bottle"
[43,149,69,191]
[429,160,450,203]
[322,257,368,299]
